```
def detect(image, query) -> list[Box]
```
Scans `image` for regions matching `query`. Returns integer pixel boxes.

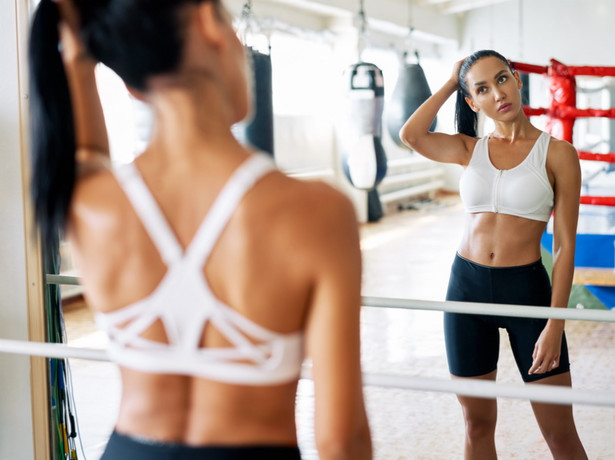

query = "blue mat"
[542,232,614,309]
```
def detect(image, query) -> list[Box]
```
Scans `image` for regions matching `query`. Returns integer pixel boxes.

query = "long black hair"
[28,0,214,248]
[455,49,513,137]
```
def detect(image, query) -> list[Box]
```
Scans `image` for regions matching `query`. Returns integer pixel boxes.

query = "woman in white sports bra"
[28,1,371,459]
[400,50,587,459]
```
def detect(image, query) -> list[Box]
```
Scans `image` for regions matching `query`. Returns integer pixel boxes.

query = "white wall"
[461,0,615,66]
[0,0,36,458]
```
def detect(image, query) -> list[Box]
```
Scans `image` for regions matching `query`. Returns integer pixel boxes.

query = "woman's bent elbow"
[399,129,418,151]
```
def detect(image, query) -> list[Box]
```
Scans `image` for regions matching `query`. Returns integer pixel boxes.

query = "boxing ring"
[511,59,615,309]
[2,310,614,407]
[510,59,615,207]
[0,275,611,409]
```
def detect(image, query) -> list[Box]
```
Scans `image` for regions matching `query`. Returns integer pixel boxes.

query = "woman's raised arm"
[57,0,109,158]
[399,60,474,166]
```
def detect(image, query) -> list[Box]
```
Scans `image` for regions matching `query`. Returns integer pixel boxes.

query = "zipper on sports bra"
[494,169,503,213]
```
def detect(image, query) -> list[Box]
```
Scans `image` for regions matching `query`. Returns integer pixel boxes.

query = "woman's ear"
[514,70,523,91]
[195,2,225,49]
[465,96,480,113]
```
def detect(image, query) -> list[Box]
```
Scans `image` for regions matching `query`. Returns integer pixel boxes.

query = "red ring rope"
[511,59,615,77]
[577,151,615,163]
[510,59,615,206]
[580,196,615,206]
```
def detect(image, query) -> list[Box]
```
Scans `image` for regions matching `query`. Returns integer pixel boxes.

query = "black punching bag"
[235,47,274,156]
[387,56,436,148]
[339,62,388,191]
[520,72,530,105]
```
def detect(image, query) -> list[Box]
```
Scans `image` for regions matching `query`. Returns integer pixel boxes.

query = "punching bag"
[339,62,388,191]
[387,56,436,148]
[234,47,275,156]
[520,72,530,106]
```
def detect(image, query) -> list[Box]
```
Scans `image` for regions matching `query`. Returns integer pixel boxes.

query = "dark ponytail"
[29,0,76,248]
[455,49,513,137]
[455,90,477,137]
[77,0,212,90]
[28,0,217,248]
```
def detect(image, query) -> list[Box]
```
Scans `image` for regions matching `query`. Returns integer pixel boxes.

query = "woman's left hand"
[529,320,564,375]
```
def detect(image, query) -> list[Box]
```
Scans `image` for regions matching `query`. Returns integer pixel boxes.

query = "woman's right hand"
[398,55,475,165]
[449,58,466,90]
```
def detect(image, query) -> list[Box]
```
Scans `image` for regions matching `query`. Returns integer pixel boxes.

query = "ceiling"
[232,0,516,49]
[417,0,513,15]
[264,0,515,16]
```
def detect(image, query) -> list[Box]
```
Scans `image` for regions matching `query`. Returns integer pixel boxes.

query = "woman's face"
[463,56,522,121]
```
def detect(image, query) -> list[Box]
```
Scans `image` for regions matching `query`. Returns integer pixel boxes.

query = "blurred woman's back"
[28,1,372,458]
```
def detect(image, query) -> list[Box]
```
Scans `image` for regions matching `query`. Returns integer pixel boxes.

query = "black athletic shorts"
[100,430,302,460]
[444,253,570,383]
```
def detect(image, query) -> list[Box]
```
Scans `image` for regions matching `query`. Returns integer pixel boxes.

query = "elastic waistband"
[455,253,543,271]
[110,430,300,451]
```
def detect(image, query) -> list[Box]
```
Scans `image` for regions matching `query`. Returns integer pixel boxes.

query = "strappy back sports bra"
[95,154,304,385]
[459,131,554,222]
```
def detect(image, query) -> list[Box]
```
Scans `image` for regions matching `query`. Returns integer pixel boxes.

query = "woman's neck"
[145,73,241,159]
[491,115,540,142]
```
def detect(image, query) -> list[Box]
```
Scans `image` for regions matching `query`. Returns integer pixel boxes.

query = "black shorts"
[444,253,570,383]
[100,431,302,460]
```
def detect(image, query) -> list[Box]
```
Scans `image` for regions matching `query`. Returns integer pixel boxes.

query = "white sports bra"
[95,154,304,385]
[459,131,554,222]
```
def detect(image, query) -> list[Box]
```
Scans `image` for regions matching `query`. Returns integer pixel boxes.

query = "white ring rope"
[45,275,615,322]
[0,339,108,361]
[33,276,614,407]
[363,296,615,323]
[1,338,613,407]
[46,274,81,286]
[360,372,615,408]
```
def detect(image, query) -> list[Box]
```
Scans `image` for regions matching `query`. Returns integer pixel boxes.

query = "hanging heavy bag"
[339,62,388,190]
[386,57,436,148]
[234,47,275,156]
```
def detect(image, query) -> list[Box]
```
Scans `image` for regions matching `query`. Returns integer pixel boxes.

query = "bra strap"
[113,162,183,265]
[185,154,276,265]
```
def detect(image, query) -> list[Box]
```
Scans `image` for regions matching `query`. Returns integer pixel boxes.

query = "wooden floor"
[63,194,615,459]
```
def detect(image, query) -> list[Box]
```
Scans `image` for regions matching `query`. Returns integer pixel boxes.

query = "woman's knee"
[459,397,497,439]
[464,413,497,440]
[541,421,582,451]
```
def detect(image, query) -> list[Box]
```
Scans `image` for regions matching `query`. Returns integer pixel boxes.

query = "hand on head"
[450,58,466,89]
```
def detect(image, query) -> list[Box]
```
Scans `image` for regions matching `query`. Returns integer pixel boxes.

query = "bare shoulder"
[71,150,117,227]
[246,172,359,256]
[547,137,579,168]
[548,136,579,162]
[69,165,129,242]
[547,137,581,190]
[72,166,117,209]
[546,136,580,176]
[268,173,356,225]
